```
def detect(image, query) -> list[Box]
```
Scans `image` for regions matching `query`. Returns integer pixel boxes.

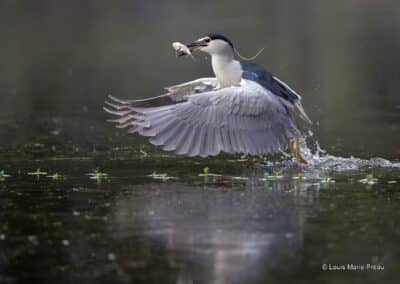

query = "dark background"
[0,0,399,158]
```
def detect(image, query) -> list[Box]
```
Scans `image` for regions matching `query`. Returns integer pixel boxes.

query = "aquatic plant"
[358,174,378,185]
[28,168,48,180]
[147,171,177,181]
[0,170,11,181]
[88,168,108,183]
[198,167,222,177]
[47,172,62,181]
[260,170,284,181]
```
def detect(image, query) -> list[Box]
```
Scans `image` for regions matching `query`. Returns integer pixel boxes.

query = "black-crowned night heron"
[104,33,311,163]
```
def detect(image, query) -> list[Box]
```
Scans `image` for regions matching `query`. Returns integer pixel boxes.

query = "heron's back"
[240,61,299,103]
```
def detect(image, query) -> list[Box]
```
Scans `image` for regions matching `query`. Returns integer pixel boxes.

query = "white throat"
[211,54,242,88]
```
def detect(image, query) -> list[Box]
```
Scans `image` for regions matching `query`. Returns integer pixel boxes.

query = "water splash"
[299,138,400,172]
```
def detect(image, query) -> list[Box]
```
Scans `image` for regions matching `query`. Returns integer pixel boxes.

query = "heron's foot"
[289,138,308,164]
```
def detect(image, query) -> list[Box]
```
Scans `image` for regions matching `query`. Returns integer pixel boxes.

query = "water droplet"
[285,233,293,239]
[107,253,116,261]
[27,235,39,246]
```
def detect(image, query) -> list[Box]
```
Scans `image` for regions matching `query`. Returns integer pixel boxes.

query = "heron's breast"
[211,58,242,88]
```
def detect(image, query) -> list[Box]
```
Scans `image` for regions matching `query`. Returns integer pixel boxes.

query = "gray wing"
[104,77,217,109]
[104,77,218,130]
[104,79,300,157]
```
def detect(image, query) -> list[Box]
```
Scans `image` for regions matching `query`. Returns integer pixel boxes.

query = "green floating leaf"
[358,173,378,185]
[198,167,222,177]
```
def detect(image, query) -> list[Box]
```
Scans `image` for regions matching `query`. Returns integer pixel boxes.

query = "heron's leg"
[289,138,308,164]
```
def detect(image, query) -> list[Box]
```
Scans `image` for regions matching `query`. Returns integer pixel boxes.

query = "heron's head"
[187,33,234,56]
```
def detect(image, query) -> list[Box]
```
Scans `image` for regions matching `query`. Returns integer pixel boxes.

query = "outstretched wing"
[104,77,217,110]
[104,77,218,131]
[105,79,300,157]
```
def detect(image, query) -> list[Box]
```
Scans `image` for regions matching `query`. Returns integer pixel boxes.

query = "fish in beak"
[172,38,209,58]
[172,42,194,58]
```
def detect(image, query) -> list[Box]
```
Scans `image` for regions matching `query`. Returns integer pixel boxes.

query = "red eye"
[204,38,211,43]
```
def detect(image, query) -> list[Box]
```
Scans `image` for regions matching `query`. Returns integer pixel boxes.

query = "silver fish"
[172,42,195,60]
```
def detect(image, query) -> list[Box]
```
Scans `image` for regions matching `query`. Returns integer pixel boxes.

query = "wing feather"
[105,79,304,157]
[189,123,206,157]
[219,127,232,154]
[175,124,197,155]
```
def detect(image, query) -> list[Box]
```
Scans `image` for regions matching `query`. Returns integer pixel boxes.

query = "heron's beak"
[176,39,208,57]
[186,40,208,52]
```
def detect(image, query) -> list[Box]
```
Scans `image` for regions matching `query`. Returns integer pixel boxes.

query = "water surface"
[0,146,399,283]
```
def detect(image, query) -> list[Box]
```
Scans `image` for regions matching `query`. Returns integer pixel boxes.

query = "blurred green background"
[0,0,399,158]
